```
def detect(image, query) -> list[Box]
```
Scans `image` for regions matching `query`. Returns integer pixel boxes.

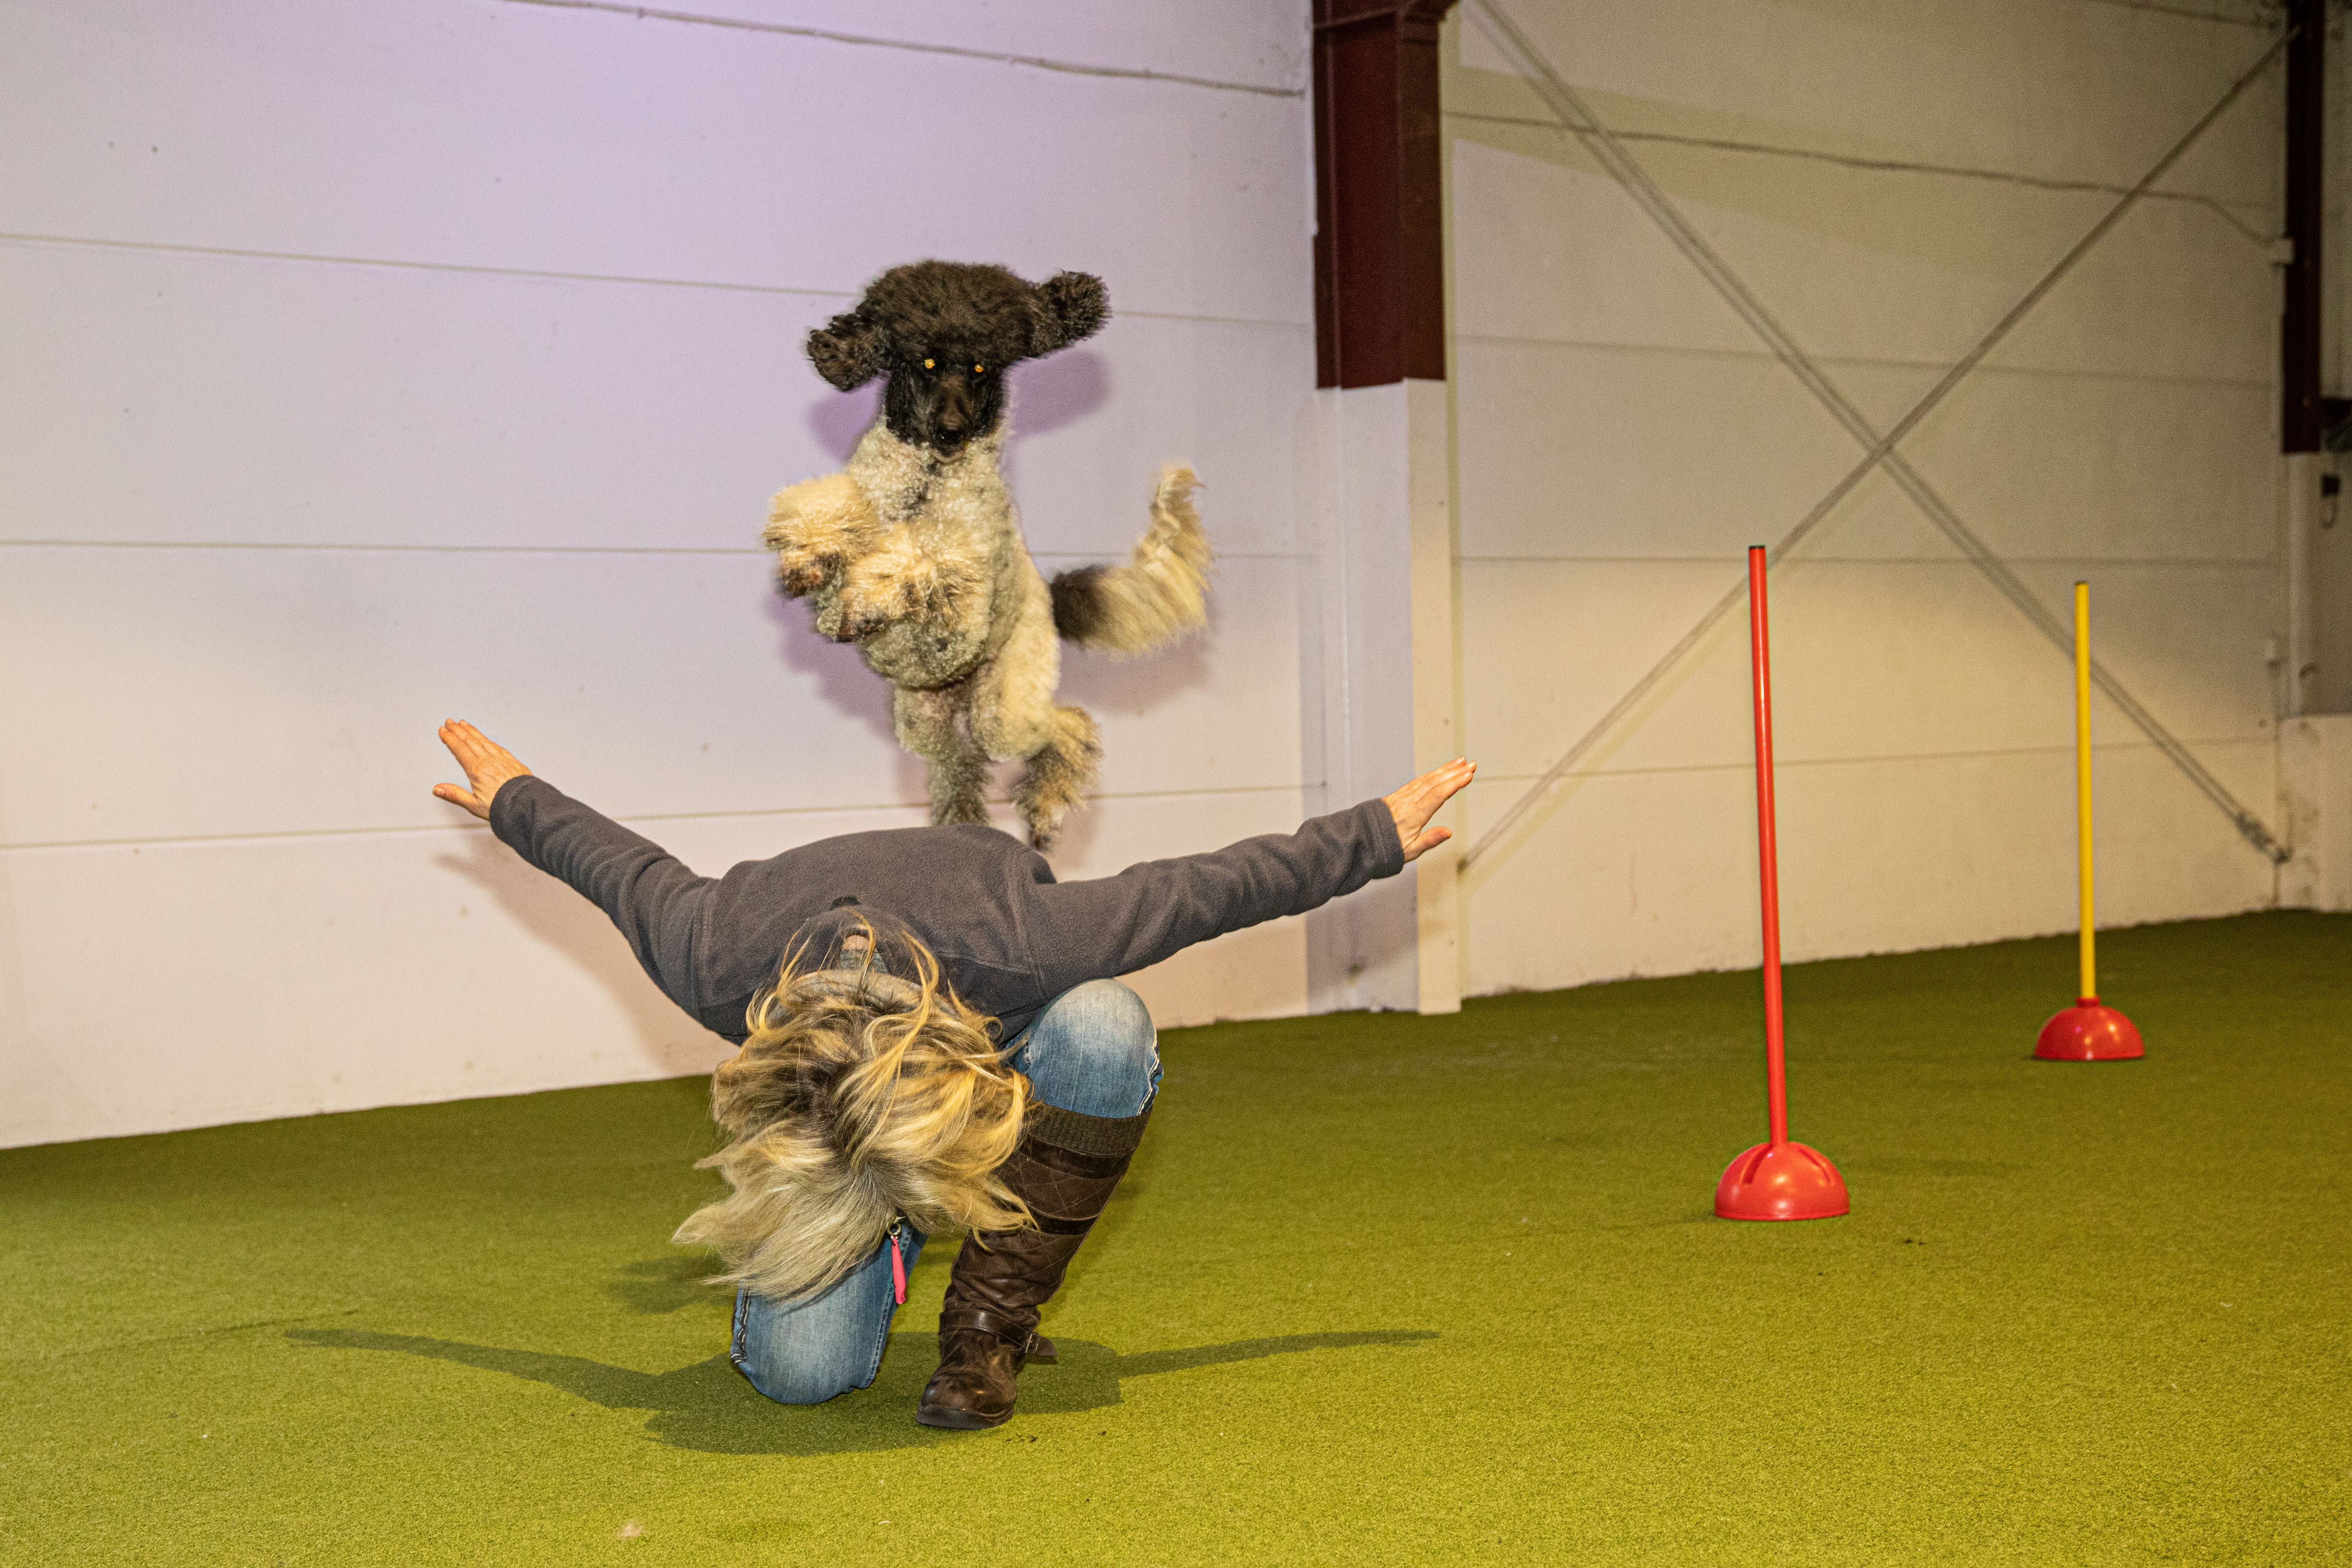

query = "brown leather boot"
[915,1100,1151,1429]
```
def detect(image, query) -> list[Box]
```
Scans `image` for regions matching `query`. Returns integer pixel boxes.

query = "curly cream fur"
[1055,468,1214,655]
[766,418,1209,848]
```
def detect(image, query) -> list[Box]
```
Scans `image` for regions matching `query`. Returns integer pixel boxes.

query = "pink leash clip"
[888,1222,907,1305]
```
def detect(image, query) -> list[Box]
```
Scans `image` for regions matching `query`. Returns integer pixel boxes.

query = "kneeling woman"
[432,720,1474,1429]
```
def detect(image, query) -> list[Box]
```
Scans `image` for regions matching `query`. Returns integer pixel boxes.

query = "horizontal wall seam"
[1466,735,2274,786]
[500,0,1306,98]
[0,539,1314,562]
[0,233,1308,331]
[1449,331,2273,391]
[0,231,842,299]
[1445,111,2274,239]
[2079,0,2272,27]
[0,784,1308,855]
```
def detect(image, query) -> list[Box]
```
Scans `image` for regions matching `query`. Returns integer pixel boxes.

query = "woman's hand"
[1385,757,1476,864]
[432,719,533,822]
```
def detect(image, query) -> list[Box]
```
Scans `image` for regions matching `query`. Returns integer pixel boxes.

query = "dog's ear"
[1028,271,1109,356]
[806,307,888,390]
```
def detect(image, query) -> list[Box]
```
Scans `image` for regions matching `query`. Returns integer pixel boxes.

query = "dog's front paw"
[775,551,841,598]
[841,594,920,642]
[765,473,879,597]
[836,569,938,641]
[812,600,855,642]
[833,588,893,643]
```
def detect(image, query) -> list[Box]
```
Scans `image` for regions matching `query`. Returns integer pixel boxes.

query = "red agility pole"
[1715,547,1850,1221]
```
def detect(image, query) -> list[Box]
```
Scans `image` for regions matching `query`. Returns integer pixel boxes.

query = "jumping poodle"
[764,260,1212,849]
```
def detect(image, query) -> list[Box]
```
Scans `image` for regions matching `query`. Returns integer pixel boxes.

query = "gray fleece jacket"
[488,775,1406,1043]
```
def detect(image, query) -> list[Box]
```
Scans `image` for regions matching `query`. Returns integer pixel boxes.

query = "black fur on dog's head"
[806,261,1109,457]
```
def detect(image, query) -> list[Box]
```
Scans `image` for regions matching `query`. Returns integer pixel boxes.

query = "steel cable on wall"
[1461,0,2292,871]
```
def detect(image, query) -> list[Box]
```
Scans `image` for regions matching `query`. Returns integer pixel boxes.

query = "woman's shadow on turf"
[285,1325,1437,1457]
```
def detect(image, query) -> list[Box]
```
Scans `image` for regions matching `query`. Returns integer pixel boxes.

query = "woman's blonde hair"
[672,914,1030,1300]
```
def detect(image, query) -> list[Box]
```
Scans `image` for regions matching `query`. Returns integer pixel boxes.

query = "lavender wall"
[0,0,1324,1146]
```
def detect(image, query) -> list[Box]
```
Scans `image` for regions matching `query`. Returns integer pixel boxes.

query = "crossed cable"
[1461,1,2293,873]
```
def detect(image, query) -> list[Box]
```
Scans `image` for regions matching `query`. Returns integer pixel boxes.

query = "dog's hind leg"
[965,571,1096,848]
[1011,705,1102,851]
[895,685,992,827]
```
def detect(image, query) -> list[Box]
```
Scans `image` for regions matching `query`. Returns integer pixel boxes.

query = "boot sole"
[914,1402,1012,1431]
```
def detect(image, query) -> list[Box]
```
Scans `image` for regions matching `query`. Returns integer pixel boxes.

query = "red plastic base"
[1714,1140,1850,1221]
[2034,997,2144,1061]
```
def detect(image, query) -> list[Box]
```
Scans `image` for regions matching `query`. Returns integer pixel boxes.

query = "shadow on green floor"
[600,1254,713,1315]
[285,1325,1437,1456]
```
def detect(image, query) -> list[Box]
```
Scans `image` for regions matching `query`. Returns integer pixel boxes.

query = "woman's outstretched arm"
[432,719,715,1021]
[1023,758,1476,996]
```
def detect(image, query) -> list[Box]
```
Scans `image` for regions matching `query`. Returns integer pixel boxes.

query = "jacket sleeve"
[487,775,711,1018]
[1022,798,1406,995]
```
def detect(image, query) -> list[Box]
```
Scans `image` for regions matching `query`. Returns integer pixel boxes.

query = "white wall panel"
[1453,339,1932,561]
[1458,558,2275,783]
[1448,137,1767,360]
[1448,134,2276,382]
[1458,740,2277,1001]
[1444,1,2285,1002]
[0,543,904,845]
[0,240,1314,554]
[1455,0,2277,205]
[1458,339,2273,567]
[1004,321,1317,560]
[0,240,831,550]
[682,0,1308,92]
[2,820,734,1150]
[0,0,1310,323]
[1878,371,2275,564]
[0,544,1301,848]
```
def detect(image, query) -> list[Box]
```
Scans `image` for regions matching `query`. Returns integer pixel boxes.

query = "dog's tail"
[1049,466,1213,654]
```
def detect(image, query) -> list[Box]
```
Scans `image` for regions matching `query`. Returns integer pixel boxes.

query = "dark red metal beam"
[2284,0,2325,453]
[1312,0,1458,388]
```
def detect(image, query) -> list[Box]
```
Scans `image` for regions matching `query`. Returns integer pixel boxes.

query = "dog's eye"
[974,363,985,374]
[922,358,935,370]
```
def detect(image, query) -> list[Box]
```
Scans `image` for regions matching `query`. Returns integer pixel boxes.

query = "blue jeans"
[729,977,1159,1405]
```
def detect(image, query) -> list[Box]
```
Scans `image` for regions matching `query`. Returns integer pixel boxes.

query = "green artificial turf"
[4,912,2348,1565]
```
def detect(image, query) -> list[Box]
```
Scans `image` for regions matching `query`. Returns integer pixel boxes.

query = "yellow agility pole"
[2036,581,2143,1060]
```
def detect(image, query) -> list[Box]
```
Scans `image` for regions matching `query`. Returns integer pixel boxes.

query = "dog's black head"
[806,261,1108,457]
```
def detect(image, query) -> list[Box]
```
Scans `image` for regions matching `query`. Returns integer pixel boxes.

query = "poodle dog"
[764,260,1212,849]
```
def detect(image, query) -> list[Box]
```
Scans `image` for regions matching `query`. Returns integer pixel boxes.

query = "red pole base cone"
[1714,1140,1850,1221]
[2035,997,2143,1060]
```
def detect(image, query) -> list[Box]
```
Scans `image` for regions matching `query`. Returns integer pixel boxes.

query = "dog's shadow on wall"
[285,1323,1436,1458]
[804,383,878,466]
[758,592,930,806]
[1000,349,1112,482]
